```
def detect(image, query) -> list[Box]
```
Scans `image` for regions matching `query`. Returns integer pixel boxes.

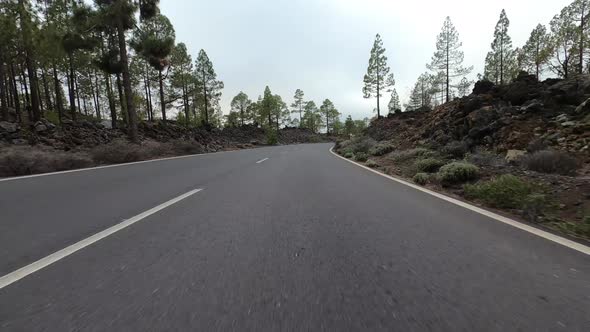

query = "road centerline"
[256,158,269,164]
[0,188,204,290]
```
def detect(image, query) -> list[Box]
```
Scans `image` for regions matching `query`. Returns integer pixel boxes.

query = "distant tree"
[291,89,305,126]
[520,24,551,79]
[261,86,275,128]
[319,99,340,134]
[427,17,472,103]
[230,91,252,126]
[363,34,395,118]
[301,101,322,133]
[195,49,223,127]
[132,14,175,122]
[169,43,193,126]
[567,0,590,73]
[273,94,290,131]
[549,8,576,78]
[406,73,432,111]
[387,88,401,114]
[456,77,473,97]
[485,10,516,85]
[224,110,239,128]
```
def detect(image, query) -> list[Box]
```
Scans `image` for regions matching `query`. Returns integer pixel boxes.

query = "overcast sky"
[160,0,571,120]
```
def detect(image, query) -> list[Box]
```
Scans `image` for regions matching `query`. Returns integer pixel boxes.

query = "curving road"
[0,143,588,331]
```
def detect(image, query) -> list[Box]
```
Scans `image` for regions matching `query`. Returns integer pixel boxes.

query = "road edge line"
[329,147,590,256]
[0,188,203,290]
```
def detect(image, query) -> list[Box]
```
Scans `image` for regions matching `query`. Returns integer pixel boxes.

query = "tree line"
[0,0,347,141]
[363,0,590,115]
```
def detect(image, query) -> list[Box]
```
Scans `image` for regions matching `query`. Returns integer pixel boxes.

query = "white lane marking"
[256,158,269,164]
[0,188,203,290]
[330,147,590,256]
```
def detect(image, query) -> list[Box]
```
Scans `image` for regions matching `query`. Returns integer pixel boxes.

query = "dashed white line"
[0,188,204,290]
[330,147,590,256]
[256,158,269,164]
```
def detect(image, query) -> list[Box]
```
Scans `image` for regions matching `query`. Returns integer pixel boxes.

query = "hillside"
[336,73,590,240]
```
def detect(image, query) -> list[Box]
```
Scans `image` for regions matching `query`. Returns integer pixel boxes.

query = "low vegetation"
[464,175,545,210]
[354,152,369,162]
[521,150,579,176]
[413,173,430,185]
[0,147,92,177]
[366,159,379,168]
[437,162,479,186]
[369,142,395,156]
[415,158,446,173]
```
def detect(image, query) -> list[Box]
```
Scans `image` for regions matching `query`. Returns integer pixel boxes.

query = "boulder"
[574,97,590,114]
[473,80,495,95]
[505,150,526,164]
[547,74,590,105]
[0,121,18,133]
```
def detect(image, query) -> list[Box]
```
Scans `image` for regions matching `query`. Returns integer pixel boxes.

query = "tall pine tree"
[427,17,472,103]
[363,34,395,118]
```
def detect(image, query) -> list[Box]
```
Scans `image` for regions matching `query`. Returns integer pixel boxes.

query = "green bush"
[354,152,369,162]
[415,158,446,173]
[369,142,395,156]
[266,130,278,145]
[438,162,479,185]
[464,175,540,209]
[366,159,379,168]
[413,173,430,185]
[91,140,147,164]
[339,137,377,156]
[521,150,579,176]
[344,152,354,159]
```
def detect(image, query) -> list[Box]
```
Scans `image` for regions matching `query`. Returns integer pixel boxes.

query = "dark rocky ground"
[336,73,590,241]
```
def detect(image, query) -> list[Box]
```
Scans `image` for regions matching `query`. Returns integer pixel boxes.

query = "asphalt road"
[0,143,588,331]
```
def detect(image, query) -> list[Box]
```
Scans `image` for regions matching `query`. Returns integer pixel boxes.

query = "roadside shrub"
[266,130,278,145]
[413,173,430,185]
[521,150,579,175]
[464,175,540,209]
[549,217,590,238]
[369,142,395,156]
[466,150,506,167]
[415,158,446,173]
[438,162,479,185]
[340,137,377,156]
[91,140,147,164]
[354,152,369,162]
[366,159,379,168]
[344,152,354,159]
[390,148,434,162]
[170,139,205,155]
[442,141,469,158]
[0,147,93,177]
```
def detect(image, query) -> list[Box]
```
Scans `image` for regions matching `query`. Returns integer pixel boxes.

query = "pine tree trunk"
[159,70,166,122]
[75,75,83,115]
[67,55,77,121]
[0,63,8,120]
[580,6,586,74]
[93,70,101,120]
[41,68,52,113]
[376,78,380,118]
[115,73,127,125]
[105,73,117,128]
[52,64,63,124]
[116,16,138,142]
[20,67,32,122]
[202,69,209,127]
[142,67,151,122]
[10,64,21,123]
[19,0,41,122]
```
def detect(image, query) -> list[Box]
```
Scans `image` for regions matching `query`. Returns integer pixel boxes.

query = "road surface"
[0,143,588,331]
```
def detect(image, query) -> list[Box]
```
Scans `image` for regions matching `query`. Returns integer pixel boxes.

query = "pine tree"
[549,8,577,78]
[363,34,395,118]
[290,89,305,126]
[132,14,175,122]
[302,101,321,133]
[169,43,193,126]
[230,91,251,126]
[406,73,432,112]
[427,17,472,103]
[486,10,516,85]
[456,77,473,97]
[319,99,340,134]
[520,24,551,79]
[567,0,590,73]
[387,89,401,114]
[194,49,223,128]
